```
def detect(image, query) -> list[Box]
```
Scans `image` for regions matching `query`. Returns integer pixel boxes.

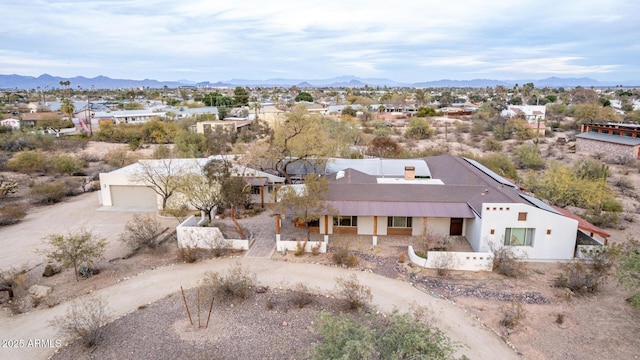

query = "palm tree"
[61,98,74,124]
[250,102,262,120]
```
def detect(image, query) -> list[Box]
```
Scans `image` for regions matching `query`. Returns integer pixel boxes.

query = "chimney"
[404,166,415,181]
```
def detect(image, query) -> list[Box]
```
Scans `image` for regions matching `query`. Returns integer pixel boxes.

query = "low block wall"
[176,215,249,250]
[408,246,493,272]
[576,244,605,261]
[277,240,327,254]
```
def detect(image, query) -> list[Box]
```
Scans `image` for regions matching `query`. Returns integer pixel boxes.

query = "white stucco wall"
[465,214,482,252]
[408,246,493,271]
[176,216,249,250]
[480,203,579,260]
[99,171,159,207]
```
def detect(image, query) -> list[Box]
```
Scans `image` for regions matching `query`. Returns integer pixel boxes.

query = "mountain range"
[1,74,638,90]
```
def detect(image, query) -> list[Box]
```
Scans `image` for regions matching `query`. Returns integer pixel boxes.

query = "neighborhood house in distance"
[98,154,609,268]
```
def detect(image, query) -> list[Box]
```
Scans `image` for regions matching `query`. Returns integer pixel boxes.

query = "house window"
[504,228,535,246]
[601,130,609,134]
[387,216,412,228]
[251,186,261,195]
[334,216,357,227]
[518,212,527,221]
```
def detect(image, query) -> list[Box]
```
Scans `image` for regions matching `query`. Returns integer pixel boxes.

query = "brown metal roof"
[327,201,475,218]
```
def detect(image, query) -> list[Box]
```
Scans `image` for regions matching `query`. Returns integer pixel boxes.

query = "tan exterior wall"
[576,138,640,159]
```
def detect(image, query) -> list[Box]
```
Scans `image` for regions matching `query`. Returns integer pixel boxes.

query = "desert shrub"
[475,152,518,180]
[310,242,322,255]
[6,150,47,173]
[433,253,457,277]
[313,310,455,360]
[500,301,526,328]
[618,240,640,308]
[483,138,503,152]
[0,266,28,313]
[290,283,314,309]
[103,148,137,168]
[0,203,27,226]
[335,274,372,310]
[404,118,434,140]
[200,263,257,302]
[294,238,308,256]
[0,175,18,198]
[574,158,609,181]
[48,154,86,175]
[582,210,619,228]
[178,245,201,263]
[579,244,621,274]
[513,144,545,170]
[44,228,107,282]
[152,144,172,159]
[52,297,108,348]
[119,214,165,251]
[554,261,601,294]
[204,237,232,258]
[332,248,359,267]
[63,177,86,197]
[30,181,66,204]
[491,244,527,278]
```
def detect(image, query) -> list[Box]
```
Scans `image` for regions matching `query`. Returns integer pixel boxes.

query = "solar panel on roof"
[519,194,562,215]
[462,158,518,189]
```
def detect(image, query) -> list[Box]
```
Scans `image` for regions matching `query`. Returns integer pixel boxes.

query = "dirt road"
[1,257,518,360]
[0,194,518,359]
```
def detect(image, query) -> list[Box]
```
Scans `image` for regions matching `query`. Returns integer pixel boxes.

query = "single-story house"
[94,110,166,125]
[0,118,20,130]
[501,105,546,122]
[98,156,285,209]
[278,154,602,261]
[576,132,640,159]
[195,119,253,134]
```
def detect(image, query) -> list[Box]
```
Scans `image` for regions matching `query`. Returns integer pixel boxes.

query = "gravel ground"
[51,288,346,360]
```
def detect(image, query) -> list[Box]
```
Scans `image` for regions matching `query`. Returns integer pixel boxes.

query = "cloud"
[1,1,638,81]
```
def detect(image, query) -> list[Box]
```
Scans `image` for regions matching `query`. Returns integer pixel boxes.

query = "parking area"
[0,193,176,272]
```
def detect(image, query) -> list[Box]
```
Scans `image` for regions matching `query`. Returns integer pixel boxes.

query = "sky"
[1,0,639,83]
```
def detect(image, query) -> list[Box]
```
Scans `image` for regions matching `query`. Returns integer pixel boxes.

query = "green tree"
[274,175,332,239]
[416,106,436,117]
[233,86,249,106]
[174,131,207,158]
[266,105,338,183]
[294,91,313,102]
[405,117,434,140]
[179,172,221,222]
[44,229,106,281]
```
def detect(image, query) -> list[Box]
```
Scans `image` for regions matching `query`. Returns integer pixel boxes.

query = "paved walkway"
[0,258,519,360]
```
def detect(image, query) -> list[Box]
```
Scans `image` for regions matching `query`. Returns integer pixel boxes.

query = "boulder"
[28,285,52,300]
[42,264,61,277]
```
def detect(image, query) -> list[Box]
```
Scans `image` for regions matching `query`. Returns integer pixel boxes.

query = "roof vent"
[336,170,345,180]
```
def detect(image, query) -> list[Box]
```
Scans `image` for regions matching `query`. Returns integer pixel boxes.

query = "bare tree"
[130,159,185,210]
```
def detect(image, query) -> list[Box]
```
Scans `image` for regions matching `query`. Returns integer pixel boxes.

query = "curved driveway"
[0,194,518,360]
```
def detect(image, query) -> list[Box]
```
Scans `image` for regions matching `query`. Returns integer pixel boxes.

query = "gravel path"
[0,258,519,360]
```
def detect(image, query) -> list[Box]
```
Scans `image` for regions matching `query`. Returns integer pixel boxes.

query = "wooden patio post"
[276,213,281,241]
[373,216,378,246]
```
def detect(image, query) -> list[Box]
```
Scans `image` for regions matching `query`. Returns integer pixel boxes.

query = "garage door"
[110,185,157,207]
